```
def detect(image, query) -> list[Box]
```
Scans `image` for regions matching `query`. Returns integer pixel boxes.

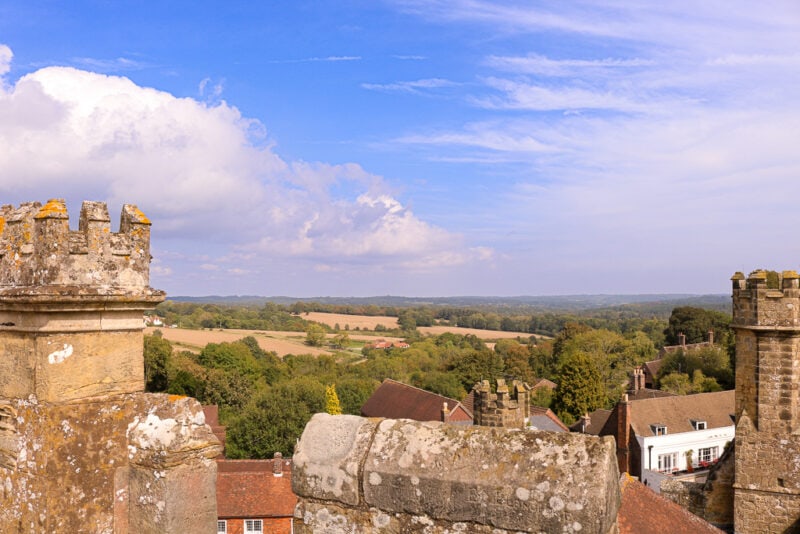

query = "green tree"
[663,306,731,346]
[143,333,172,392]
[552,351,606,425]
[305,324,326,346]
[226,378,325,458]
[335,378,379,414]
[447,349,504,391]
[332,332,350,350]
[326,384,343,415]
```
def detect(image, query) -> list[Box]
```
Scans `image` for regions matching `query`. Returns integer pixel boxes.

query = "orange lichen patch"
[168,394,187,402]
[34,199,68,219]
[0,216,5,235]
[130,207,150,225]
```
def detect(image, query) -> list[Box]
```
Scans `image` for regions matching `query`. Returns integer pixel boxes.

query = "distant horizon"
[1,3,798,297]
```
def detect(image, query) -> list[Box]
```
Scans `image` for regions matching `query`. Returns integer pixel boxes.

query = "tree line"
[144,304,734,457]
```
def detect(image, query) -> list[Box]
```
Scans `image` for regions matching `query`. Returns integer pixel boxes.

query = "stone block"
[292,413,378,506]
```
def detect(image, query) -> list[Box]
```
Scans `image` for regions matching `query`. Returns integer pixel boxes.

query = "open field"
[302,312,547,339]
[145,327,404,357]
[418,326,545,339]
[301,311,399,330]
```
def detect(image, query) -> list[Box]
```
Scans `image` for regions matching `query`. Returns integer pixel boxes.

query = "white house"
[597,389,734,491]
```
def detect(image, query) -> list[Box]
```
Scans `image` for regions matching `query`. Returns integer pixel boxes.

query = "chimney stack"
[678,332,686,347]
[441,401,450,422]
[707,330,714,345]
[273,452,283,477]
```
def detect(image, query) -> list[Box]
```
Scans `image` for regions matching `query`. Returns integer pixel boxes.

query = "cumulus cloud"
[0,46,478,283]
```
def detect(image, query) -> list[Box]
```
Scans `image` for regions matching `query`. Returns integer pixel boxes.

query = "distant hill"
[169,293,729,313]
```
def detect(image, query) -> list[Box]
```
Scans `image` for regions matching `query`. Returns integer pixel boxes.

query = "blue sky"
[1,1,799,297]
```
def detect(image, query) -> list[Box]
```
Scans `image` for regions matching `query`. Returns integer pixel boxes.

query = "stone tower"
[731,269,800,533]
[0,199,221,533]
[471,379,530,428]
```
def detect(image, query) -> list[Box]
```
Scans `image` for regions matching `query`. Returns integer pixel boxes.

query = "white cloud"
[361,78,457,94]
[0,45,11,78]
[0,45,482,280]
[70,56,149,73]
[486,54,654,77]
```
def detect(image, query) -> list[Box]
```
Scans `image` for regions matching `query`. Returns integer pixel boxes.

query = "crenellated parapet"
[0,199,156,294]
[731,270,800,329]
[472,379,530,428]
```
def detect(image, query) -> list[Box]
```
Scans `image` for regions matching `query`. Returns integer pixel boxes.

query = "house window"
[658,453,677,473]
[217,520,227,534]
[693,420,707,430]
[699,446,719,464]
[245,519,263,533]
[652,424,667,436]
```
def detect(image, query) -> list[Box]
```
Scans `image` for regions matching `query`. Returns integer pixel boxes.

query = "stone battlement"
[472,378,530,428]
[731,270,800,329]
[0,199,156,293]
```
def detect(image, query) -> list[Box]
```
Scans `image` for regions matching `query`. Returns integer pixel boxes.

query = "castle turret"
[0,199,165,402]
[0,200,220,533]
[731,269,800,533]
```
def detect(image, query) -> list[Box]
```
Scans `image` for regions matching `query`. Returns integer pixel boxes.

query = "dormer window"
[652,424,667,436]
[692,420,707,430]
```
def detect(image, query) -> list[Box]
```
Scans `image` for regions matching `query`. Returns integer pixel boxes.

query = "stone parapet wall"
[292,414,620,534]
[0,393,221,533]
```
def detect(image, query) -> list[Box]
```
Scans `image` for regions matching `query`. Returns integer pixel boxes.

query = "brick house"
[203,406,297,534]
[216,457,296,534]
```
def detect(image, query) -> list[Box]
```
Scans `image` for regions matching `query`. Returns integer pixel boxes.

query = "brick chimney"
[678,332,686,347]
[707,330,714,344]
[441,401,450,422]
[273,452,283,477]
[616,394,632,474]
[580,413,591,434]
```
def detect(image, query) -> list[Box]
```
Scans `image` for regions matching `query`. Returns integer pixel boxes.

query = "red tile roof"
[216,459,297,519]
[617,474,723,534]
[360,378,473,423]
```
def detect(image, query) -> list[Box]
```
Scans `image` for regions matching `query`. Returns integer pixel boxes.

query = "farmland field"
[145,326,403,357]
[295,312,547,340]
[418,325,545,339]
[300,311,399,330]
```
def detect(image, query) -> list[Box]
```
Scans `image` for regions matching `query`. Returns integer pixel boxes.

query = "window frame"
[657,452,677,473]
[698,446,718,464]
[692,420,707,430]
[652,424,667,436]
[244,519,264,533]
[217,520,227,534]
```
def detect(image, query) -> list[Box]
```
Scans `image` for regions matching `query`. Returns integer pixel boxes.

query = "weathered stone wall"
[731,270,800,533]
[472,379,530,428]
[292,413,621,533]
[0,200,221,533]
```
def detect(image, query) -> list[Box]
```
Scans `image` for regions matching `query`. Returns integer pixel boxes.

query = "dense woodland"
[145,300,735,458]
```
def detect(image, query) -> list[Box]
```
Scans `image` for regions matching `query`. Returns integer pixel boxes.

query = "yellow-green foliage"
[326,384,342,415]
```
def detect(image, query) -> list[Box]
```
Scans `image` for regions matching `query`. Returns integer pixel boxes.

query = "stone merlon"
[292,413,621,533]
